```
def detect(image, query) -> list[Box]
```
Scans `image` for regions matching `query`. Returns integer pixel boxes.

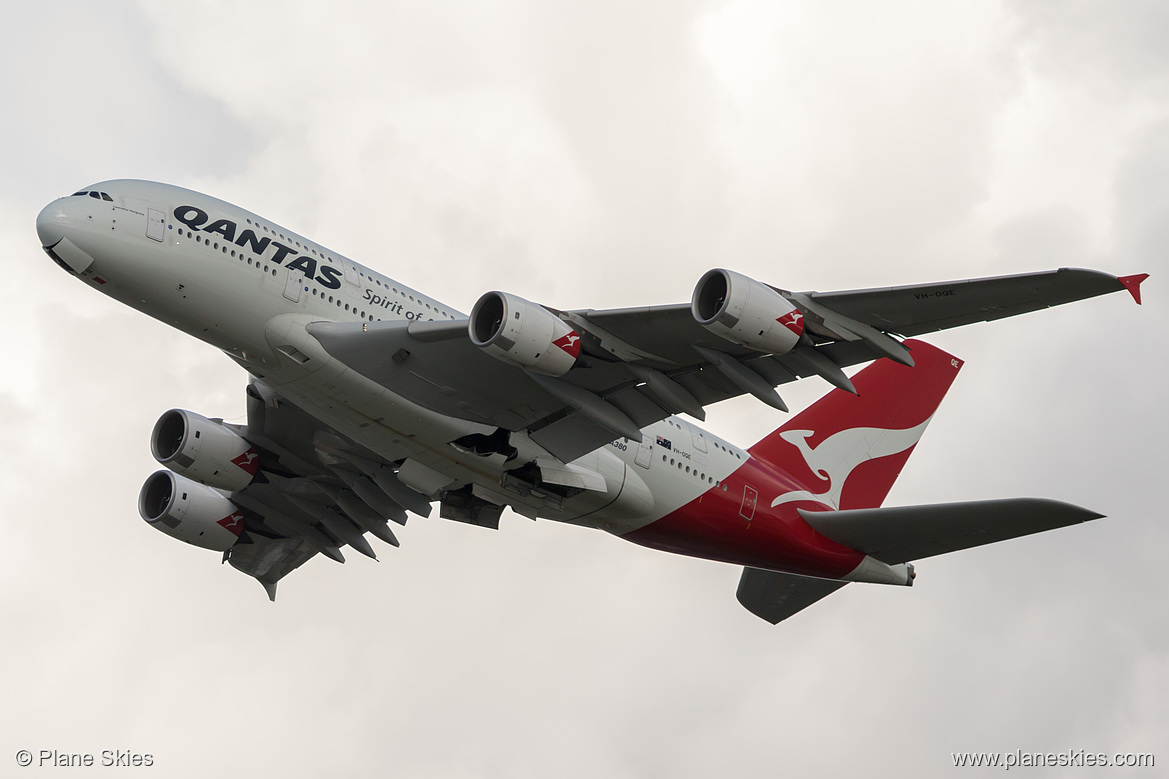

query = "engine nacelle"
[469,291,582,377]
[150,409,259,492]
[138,470,245,552]
[691,268,805,355]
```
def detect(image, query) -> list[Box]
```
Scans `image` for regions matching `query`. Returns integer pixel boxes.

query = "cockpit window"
[100,192,112,201]
[73,191,113,201]
[88,192,101,199]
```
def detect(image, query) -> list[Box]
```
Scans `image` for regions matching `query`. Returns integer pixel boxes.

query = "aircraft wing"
[307,267,1142,463]
[306,315,876,462]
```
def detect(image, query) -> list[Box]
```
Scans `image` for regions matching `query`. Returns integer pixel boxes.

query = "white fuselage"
[37,180,748,535]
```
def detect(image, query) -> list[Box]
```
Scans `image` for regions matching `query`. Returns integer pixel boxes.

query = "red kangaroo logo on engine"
[554,332,582,358]
[778,311,804,336]
[217,512,245,536]
[231,449,260,475]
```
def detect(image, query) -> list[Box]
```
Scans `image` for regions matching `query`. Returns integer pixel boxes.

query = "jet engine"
[150,409,259,492]
[469,291,582,377]
[138,470,245,552]
[691,268,805,355]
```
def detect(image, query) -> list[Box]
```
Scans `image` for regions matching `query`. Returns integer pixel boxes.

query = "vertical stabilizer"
[748,339,963,510]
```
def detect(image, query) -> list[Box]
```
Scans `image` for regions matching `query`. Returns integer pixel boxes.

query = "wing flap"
[736,568,849,624]
[799,498,1105,565]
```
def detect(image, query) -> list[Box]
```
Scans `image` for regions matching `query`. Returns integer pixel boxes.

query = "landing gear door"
[634,438,653,469]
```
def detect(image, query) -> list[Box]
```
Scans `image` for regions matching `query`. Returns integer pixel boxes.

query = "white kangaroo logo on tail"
[770,417,932,510]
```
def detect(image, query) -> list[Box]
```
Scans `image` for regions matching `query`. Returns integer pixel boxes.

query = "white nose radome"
[36,200,68,248]
[37,199,94,274]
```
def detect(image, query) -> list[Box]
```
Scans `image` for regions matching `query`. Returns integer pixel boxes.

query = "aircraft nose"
[36,200,69,248]
[37,198,95,275]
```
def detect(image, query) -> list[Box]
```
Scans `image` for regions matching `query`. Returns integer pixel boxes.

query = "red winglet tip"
[1119,273,1149,305]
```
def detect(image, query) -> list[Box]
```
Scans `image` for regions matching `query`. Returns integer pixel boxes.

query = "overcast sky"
[2,1,1166,776]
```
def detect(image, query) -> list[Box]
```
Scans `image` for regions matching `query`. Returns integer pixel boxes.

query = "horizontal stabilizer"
[736,568,849,624]
[800,498,1104,565]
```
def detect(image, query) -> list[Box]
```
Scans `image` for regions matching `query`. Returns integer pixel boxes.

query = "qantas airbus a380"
[36,180,1147,623]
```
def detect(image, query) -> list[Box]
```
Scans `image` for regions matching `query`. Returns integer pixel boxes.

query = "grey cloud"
[1009,0,1169,97]
[1113,118,1169,269]
[0,1,254,204]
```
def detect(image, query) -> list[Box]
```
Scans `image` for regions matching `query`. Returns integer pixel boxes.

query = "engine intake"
[150,409,258,492]
[138,470,245,552]
[469,291,581,377]
[692,269,804,355]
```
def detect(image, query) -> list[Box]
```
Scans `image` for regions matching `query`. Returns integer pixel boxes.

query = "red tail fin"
[748,339,963,510]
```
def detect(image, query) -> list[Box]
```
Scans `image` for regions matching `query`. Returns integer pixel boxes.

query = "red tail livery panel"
[752,339,963,511]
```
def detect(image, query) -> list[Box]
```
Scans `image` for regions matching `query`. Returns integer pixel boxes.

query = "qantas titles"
[174,205,439,321]
[174,204,343,289]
